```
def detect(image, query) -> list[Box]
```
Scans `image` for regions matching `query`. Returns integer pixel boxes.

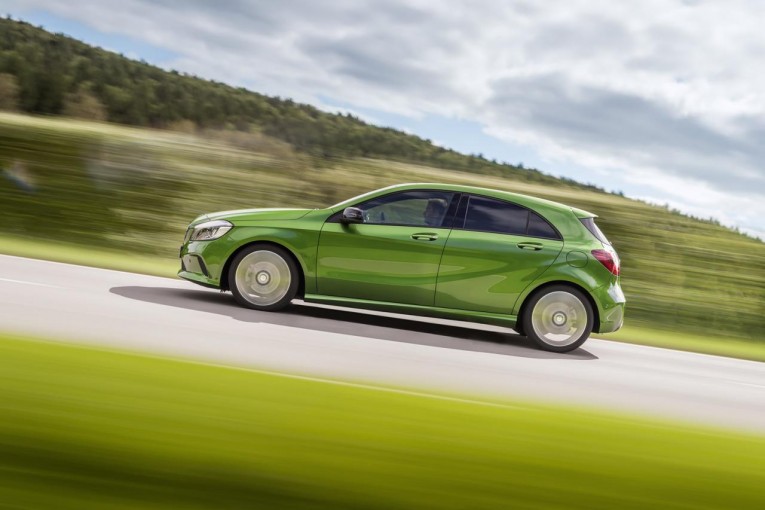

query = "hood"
[192,208,312,225]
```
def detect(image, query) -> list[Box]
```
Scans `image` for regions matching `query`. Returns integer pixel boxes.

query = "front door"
[317,190,458,306]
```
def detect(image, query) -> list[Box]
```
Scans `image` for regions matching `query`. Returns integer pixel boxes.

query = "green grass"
[0,236,177,278]
[1,334,764,509]
[599,326,765,362]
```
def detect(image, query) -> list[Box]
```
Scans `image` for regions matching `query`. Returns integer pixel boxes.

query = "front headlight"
[188,220,233,241]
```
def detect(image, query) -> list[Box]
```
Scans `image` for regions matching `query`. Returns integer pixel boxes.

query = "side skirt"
[303,294,517,329]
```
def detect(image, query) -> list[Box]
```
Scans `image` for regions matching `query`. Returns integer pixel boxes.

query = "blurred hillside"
[0,113,763,342]
[0,17,592,190]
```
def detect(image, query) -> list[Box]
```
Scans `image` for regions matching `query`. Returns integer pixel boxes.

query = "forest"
[0,17,597,190]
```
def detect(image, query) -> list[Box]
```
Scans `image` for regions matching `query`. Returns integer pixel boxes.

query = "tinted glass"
[527,211,559,239]
[357,191,456,227]
[464,196,528,235]
[581,217,610,245]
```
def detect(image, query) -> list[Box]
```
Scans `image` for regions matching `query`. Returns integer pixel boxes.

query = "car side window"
[355,190,457,227]
[527,211,559,238]
[464,196,528,235]
[463,195,560,239]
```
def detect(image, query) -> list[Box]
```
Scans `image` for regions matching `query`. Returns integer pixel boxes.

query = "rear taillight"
[591,249,620,276]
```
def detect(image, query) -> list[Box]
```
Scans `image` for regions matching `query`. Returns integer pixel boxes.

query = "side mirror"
[341,207,364,224]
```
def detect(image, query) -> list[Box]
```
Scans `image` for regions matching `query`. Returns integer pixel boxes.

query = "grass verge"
[599,326,765,362]
[0,236,177,278]
[1,334,763,509]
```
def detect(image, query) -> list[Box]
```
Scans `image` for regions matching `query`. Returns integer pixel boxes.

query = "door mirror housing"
[341,207,364,224]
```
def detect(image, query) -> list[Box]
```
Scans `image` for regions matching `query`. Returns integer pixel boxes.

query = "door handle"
[516,241,543,251]
[411,233,439,241]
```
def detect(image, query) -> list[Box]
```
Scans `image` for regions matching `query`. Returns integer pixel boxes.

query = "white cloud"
[8,0,765,235]
[625,170,765,240]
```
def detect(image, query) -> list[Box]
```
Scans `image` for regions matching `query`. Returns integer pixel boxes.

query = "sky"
[4,0,765,239]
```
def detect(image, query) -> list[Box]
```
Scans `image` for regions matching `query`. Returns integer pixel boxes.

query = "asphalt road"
[1,254,764,432]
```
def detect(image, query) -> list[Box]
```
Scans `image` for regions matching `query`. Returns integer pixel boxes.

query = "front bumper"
[178,269,219,288]
[177,236,236,289]
[178,251,219,288]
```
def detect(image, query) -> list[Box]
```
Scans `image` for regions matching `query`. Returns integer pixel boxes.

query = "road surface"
[1,254,763,432]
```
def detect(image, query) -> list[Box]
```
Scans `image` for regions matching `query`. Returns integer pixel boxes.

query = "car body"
[179,183,625,352]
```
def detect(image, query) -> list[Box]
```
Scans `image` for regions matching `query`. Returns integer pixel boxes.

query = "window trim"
[454,193,563,241]
[326,190,461,229]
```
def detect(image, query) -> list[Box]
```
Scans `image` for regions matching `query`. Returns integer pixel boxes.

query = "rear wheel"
[521,285,594,353]
[229,245,298,311]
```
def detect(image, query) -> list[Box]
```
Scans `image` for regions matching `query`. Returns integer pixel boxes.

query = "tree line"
[0,17,606,191]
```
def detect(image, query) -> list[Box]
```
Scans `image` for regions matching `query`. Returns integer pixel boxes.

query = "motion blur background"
[1,5,764,509]
[0,16,763,347]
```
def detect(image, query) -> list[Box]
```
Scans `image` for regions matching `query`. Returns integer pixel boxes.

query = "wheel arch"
[220,240,306,298]
[515,280,601,335]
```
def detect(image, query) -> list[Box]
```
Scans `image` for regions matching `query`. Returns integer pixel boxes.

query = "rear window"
[464,196,528,235]
[461,196,561,239]
[580,217,610,245]
[527,212,559,239]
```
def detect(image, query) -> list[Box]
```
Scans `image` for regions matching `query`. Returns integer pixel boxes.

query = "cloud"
[8,0,765,235]
[484,74,765,194]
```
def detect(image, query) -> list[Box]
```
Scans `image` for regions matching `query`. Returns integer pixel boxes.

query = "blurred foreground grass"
[1,334,764,509]
[1,112,763,345]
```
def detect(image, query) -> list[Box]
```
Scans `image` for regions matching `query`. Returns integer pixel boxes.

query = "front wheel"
[521,285,594,353]
[229,245,299,311]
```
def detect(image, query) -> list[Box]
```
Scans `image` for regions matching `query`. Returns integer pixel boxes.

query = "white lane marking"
[175,358,524,410]
[23,336,522,411]
[0,277,62,288]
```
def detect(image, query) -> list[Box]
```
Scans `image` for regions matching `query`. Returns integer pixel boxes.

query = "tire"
[228,245,299,311]
[521,285,594,353]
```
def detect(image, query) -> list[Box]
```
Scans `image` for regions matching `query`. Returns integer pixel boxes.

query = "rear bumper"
[595,282,625,333]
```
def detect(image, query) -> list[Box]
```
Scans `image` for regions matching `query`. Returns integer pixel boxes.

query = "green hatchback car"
[179,183,624,352]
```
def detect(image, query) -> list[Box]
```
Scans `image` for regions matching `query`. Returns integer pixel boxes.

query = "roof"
[332,182,596,217]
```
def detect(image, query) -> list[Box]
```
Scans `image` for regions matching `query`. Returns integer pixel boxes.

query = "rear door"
[435,195,563,314]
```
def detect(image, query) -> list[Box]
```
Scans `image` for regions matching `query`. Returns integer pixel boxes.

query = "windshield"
[580,217,610,245]
[330,186,401,210]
